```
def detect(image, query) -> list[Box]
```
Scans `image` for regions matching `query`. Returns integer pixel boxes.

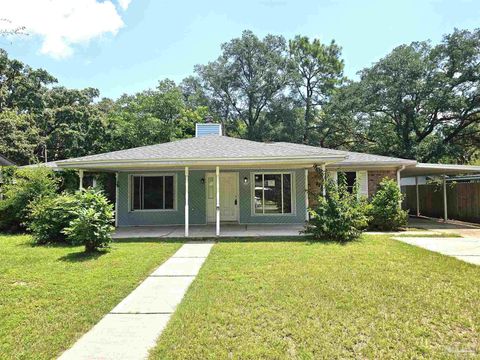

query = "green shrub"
[368,178,408,231]
[27,193,77,244]
[304,178,370,242]
[0,167,58,232]
[63,189,115,252]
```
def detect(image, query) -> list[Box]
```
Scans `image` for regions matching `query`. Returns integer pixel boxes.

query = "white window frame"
[336,170,369,198]
[128,173,177,212]
[250,171,296,216]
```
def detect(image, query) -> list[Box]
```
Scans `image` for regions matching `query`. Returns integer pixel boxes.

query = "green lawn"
[0,234,182,359]
[151,235,480,359]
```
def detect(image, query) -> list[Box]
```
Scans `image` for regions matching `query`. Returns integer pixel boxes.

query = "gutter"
[56,155,347,169]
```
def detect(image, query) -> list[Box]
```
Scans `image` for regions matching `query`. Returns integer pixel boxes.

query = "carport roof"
[401,163,480,177]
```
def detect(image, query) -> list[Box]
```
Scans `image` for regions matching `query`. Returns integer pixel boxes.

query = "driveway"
[394,218,480,265]
[408,217,480,238]
[394,236,480,265]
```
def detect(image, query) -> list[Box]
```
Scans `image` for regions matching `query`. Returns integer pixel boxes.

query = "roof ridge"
[273,142,346,155]
[340,149,416,162]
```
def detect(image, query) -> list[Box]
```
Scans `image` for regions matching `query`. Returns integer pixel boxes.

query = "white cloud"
[0,0,128,59]
[118,0,132,11]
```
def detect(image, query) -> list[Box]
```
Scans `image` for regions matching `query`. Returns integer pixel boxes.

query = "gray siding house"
[52,123,480,236]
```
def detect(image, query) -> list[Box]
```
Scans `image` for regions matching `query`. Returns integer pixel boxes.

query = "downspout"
[396,165,405,189]
[396,165,405,208]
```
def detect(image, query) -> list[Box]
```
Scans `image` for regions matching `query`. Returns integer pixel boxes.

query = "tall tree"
[195,30,290,139]
[106,79,202,151]
[42,87,108,160]
[0,49,56,113]
[289,36,344,144]
[0,109,40,164]
[347,29,480,162]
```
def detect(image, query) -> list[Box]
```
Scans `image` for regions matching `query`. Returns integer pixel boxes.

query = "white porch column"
[304,169,309,221]
[115,172,119,228]
[78,170,84,190]
[443,175,448,222]
[321,164,326,197]
[216,166,220,236]
[185,166,189,237]
[415,176,420,217]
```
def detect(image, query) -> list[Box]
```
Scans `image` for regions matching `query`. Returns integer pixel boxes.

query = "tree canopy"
[0,28,479,165]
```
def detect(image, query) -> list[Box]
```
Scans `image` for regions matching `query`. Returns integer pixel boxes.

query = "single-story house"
[47,123,480,236]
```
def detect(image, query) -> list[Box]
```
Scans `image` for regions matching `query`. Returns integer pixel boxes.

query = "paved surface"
[394,236,480,265]
[407,217,480,238]
[59,241,214,360]
[113,224,304,239]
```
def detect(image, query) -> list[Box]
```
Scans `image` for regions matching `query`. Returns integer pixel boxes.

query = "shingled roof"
[57,135,346,165]
[54,135,420,171]
[274,142,416,166]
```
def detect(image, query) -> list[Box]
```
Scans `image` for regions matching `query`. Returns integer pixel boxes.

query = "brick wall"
[308,169,398,205]
[308,170,322,207]
[368,170,397,198]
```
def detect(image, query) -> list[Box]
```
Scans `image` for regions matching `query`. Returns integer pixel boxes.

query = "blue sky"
[1,0,479,99]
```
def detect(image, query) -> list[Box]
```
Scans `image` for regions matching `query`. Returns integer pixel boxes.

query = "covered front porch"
[112,223,305,239]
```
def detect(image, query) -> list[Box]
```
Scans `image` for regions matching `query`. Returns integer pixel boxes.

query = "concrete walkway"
[394,236,480,266]
[59,241,214,360]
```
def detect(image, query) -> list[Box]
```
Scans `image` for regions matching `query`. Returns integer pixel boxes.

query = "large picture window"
[131,175,175,211]
[254,173,293,214]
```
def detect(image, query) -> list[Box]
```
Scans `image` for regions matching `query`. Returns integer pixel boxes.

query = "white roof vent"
[195,123,222,137]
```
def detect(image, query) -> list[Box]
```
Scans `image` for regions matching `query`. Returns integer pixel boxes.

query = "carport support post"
[304,168,309,221]
[443,174,448,222]
[115,172,119,228]
[185,166,189,237]
[216,166,220,236]
[78,170,84,190]
[415,176,420,217]
[321,164,326,197]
